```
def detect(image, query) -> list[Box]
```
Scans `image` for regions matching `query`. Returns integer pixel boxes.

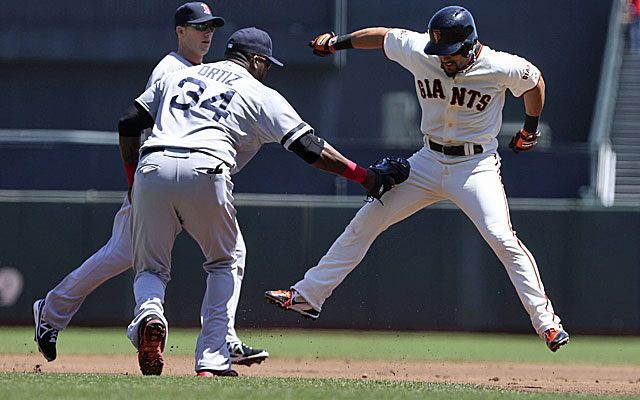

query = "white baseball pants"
[293,145,563,337]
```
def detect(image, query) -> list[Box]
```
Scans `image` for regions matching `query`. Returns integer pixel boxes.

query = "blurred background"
[0,0,639,336]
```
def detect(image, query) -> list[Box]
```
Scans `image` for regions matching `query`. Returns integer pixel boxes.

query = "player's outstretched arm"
[287,132,375,192]
[309,27,392,56]
[311,141,377,192]
[288,132,410,202]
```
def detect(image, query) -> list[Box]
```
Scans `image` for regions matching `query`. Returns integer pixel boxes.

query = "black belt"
[428,139,483,156]
[140,147,211,158]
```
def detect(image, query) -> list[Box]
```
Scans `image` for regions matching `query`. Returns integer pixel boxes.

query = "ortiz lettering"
[416,79,492,111]
[197,66,243,86]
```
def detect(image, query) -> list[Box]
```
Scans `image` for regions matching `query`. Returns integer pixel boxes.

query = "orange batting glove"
[509,129,539,154]
[309,32,337,57]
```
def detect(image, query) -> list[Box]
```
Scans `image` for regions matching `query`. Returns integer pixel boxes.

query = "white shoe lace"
[39,321,58,343]
[48,327,59,343]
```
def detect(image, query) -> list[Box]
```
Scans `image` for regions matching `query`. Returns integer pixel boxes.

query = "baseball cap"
[174,2,225,28]
[226,27,284,67]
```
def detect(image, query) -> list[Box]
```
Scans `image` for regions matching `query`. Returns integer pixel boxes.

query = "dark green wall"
[1,197,638,335]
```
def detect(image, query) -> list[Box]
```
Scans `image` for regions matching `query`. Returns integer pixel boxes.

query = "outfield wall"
[1,193,638,335]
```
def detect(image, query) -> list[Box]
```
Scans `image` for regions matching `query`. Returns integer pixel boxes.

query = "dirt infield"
[3,353,640,396]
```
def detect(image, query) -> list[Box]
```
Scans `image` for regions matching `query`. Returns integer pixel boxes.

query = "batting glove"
[509,129,539,154]
[309,32,337,57]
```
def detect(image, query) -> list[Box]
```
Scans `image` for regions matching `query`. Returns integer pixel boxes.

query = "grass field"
[2,327,640,399]
[3,326,640,365]
[2,373,608,400]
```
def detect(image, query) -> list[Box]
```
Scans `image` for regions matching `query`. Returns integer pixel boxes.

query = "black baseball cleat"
[197,369,239,377]
[33,299,58,362]
[264,289,320,320]
[228,342,269,366]
[544,328,569,352]
[138,314,166,375]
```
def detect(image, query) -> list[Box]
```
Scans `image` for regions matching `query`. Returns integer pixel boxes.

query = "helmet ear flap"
[456,38,477,58]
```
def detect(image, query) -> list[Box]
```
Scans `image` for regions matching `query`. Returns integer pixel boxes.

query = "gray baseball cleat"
[228,342,269,366]
[33,299,58,362]
[264,289,320,320]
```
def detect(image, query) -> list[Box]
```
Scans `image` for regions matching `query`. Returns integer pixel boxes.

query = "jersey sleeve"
[135,79,164,120]
[502,54,542,98]
[255,88,313,150]
[383,29,424,70]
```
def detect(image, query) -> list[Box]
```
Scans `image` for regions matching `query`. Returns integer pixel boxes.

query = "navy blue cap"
[226,27,283,67]
[175,2,225,28]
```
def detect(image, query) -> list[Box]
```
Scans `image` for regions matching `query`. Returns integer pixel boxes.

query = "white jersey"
[136,60,311,172]
[383,29,541,152]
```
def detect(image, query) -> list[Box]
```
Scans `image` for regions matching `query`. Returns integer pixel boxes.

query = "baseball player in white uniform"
[265,5,570,352]
[33,3,268,367]
[118,27,383,376]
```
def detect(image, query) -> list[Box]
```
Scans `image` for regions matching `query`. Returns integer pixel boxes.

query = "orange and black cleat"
[264,289,320,320]
[544,328,569,352]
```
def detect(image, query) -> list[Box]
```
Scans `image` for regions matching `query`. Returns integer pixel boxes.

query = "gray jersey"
[145,51,194,90]
[141,52,195,140]
[136,60,312,172]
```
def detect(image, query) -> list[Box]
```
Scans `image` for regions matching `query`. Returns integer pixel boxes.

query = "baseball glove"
[367,156,411,204]
[508,129,540,154]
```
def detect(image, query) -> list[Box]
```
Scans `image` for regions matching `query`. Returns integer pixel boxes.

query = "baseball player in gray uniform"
[265,5,570,353]
[33,2,268,367]
[118,27,383,376]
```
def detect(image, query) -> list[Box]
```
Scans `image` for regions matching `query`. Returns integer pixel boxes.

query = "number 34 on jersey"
[169,65,244,122]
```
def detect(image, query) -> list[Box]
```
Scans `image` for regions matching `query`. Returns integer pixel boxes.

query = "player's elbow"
[118,116,139,137]
[118,103,153,137]
[536,76,545,96]
[290,132,325,164]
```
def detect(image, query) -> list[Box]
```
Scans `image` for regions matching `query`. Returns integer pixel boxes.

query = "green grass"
[0,372,625,400]
[2,327,639,399]
[3,326,640,365]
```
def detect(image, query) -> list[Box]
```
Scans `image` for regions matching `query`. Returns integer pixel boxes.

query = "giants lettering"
[476,94,491,111]
[450,87,466,106]
[432,79,445,99]
[416,79,443,99]
[417,79,492,111]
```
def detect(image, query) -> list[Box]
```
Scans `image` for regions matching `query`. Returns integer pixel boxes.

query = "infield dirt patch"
[3,353,640,396]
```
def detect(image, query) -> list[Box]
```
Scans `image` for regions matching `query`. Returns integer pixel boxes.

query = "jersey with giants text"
[383,28,541,152]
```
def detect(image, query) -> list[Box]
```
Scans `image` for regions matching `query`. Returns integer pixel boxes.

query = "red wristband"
[341,160,368,184]
[124,163,137,188]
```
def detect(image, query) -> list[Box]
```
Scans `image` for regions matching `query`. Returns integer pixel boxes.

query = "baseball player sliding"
[33,3,267,367]
[266,5,569,353]
[118,27,407,376]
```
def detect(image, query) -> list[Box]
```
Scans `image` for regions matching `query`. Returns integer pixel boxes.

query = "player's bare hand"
[309,32,337,57]
[508,129,539,154]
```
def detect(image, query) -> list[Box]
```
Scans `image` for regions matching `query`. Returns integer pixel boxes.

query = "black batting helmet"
[424,5,478,57]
